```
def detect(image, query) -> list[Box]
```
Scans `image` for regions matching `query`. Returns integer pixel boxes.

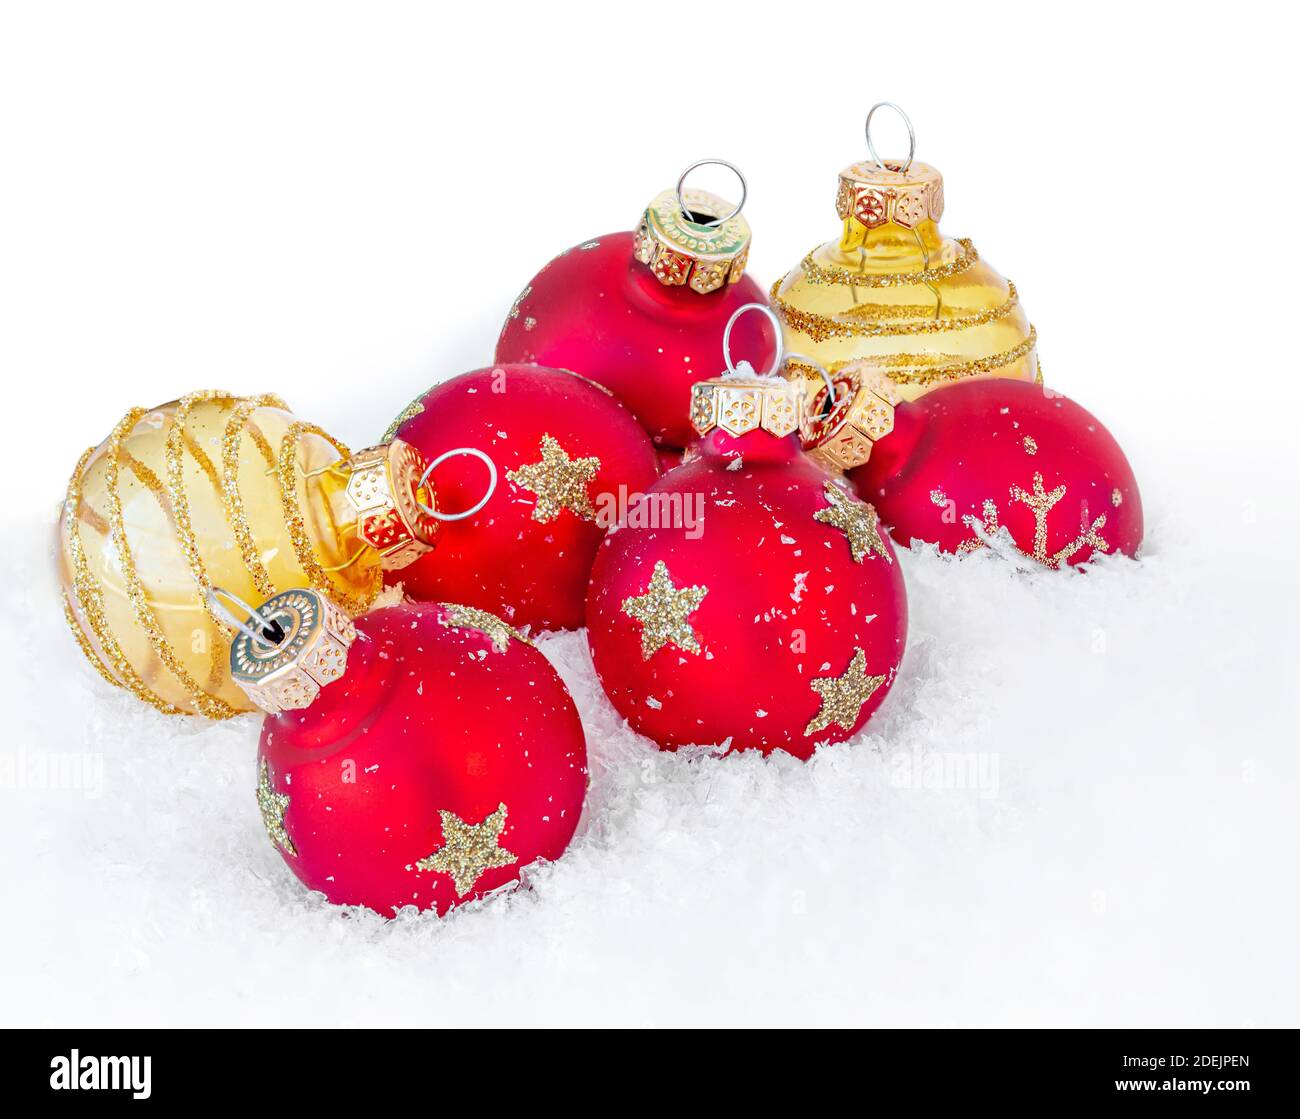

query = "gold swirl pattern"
[787,327,1038,387]
[102,408,239,719]
[59,393,378,718]
[798,238,979,288]
[221,395,288,599]
[772,280,1021,342]
[276,421,381,617]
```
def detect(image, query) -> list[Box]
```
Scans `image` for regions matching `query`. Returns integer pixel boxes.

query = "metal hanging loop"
[785,353,846,417]
[676,159,748,227]
[416,447,498,522]
[722,303,784,377]
[865,102,916,173]
[208,586,283,650]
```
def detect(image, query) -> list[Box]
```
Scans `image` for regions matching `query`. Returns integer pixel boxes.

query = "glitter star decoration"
[621,560,708,659]
[507,434,601,524]
[804,649,886,737]
[814,481,891,564]
[255,758,297,858]
[438,603,530,654]
[1007,472,1110,569]
[413,803,517,897]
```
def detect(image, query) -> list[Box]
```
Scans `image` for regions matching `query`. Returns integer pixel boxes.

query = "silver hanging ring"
[722,303,784,377]
[865,102,916,173]
[676,159,747,227]
[786,353,846,415]
[417,447,498,522]
[208,586,283,650]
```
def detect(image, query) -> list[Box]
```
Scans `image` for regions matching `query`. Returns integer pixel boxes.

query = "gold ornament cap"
[690,373,807,440]
[341,438,439,571]
[229,588,357,715]
[797,361,898,472]
[693,303,808,439]
[836,100,942,233]
[836,159,944,232]
[632,160,751,294]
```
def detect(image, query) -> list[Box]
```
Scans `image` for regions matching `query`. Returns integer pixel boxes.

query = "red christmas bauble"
[851,378,1143,568]
[586,376,907,759]
[655,446,684,473]
[386,365,659,632]
[247,595,587,916]
[495,230,776,450]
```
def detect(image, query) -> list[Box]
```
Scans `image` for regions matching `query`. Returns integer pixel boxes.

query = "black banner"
[0,1029,1289,1105]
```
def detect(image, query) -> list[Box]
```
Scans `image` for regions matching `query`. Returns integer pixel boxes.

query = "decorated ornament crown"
[224,587,356,715]
[340,439,440,571]
[632,159,752,294]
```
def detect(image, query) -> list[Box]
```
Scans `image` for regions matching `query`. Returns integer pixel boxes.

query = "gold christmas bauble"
[57,391,439,717]
[772,111,1039,435]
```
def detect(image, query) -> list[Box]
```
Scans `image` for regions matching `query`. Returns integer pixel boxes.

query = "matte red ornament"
[494,178,777,449]
[385,365,659,632]
[239,593,587,917]
[655,446,684,473]
[851,378,1143,568]
[586,374,907,759]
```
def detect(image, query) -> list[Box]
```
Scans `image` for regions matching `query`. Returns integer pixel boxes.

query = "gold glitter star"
[805,649,885,737]
[414,803,517,897]
[256,759,296,858]
[814,481,891,564]
[621,561,708,659]
[507,434,601,523]
[438,603,530,653]
[1009,472,1110,569]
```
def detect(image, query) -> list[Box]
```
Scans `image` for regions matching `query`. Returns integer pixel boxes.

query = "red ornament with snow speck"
[232,590,586,917]
[850,378,1143,567]
[493,171,776,450]
[384,365,659,632]
[585,371,907,759]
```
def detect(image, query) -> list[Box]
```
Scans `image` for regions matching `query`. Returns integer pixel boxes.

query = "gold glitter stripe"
[771,281,1020,343]
[61,592,128,693]
[62,444,186,716]
[221,395,288,598]
[246,420,277,469]
[787,326,1038,387]
[164,391,239,653]
[382,396,426,443]
[103,407,239,719]
[123,450,170,507]
[277,421,379,616]
[798,238,979,288]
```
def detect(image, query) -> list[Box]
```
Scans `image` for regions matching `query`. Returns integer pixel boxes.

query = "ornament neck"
[838,217,945,259]
[264,627,394,750]
[697,427,804,464]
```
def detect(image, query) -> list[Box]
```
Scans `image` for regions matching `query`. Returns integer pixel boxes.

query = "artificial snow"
[3,453,1296,1028]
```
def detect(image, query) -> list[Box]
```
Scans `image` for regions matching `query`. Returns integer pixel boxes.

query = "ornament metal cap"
[690,374,808,439]
[633,160,752,294]
[341,439,440,571]
[836,103,943,232]
[796,360,898,472]
[836,160,944,231]
[690,302,807,439]
[226,587,357,715]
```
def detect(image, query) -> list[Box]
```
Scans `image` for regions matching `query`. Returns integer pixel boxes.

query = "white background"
[1,1,1297,1027]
